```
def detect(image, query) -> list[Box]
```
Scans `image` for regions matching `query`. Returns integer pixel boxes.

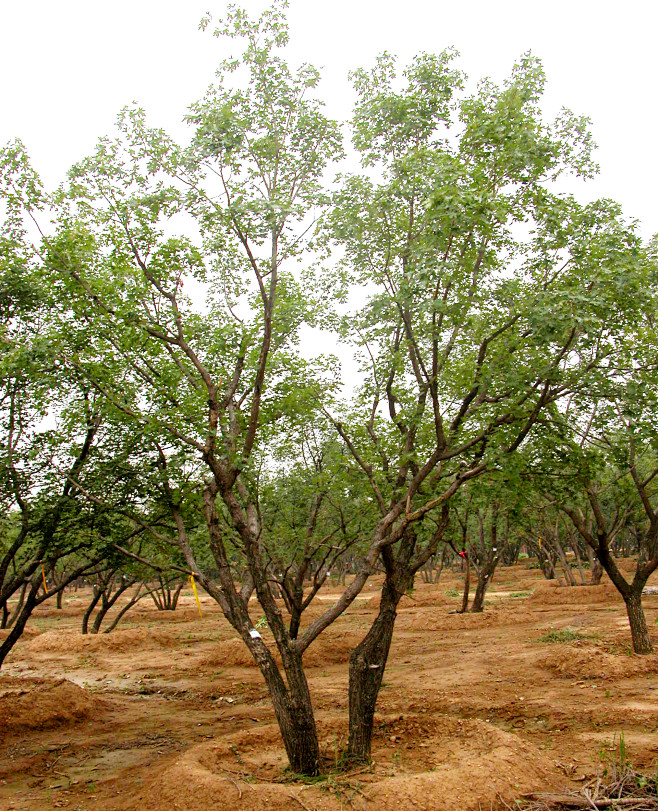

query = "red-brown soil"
[1,561,657,810]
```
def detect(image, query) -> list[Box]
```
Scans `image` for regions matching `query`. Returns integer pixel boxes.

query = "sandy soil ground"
[1,561,657,811]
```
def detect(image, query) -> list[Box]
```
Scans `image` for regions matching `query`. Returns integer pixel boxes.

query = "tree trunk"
[91,600,109,633]
[1,582,27,629]
[471,554,499,613]
[624,590,653,655]
[81,587,102,634]
[260,649,320,774]
[572,542,586,584]
[554,536,576,586]
[104,584,153,633]
[0,579,40,669]
[168,581,184,610]
[587,547,603,585]
[459,555,471,613]
[347,579,399,761]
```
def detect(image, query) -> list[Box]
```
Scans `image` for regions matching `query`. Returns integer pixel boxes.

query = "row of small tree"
[2,1,657,775]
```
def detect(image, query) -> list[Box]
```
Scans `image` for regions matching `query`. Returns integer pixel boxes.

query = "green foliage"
[537,628,589,643]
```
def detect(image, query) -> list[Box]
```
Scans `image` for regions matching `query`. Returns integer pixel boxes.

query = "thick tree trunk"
[624,590,653,655]
[347,580,399,761]
[259,649,320,774]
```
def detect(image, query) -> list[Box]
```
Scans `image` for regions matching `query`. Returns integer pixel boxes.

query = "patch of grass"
[537,628,588,644]
[508,590,533,598]
[444,588,461,598]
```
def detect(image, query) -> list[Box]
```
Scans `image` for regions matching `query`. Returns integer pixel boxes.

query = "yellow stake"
[538,537,542,550]
[189,573,202,618]
[41,564,48,595]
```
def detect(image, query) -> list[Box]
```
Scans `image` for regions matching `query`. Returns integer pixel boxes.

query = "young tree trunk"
[459,554,471,613]
[90,596,110,634]
[624,590,654,655]
[347,577,400,761]
[554,536,576,586]
[572,542,586,584]
[587,547,603,585]
[471,553,499,613]
[1,582,27,629]
[81,587,102,634]
[168,580,185,610]
[104,584,146,633]
[0,578,40,669]
[90,581,131,633]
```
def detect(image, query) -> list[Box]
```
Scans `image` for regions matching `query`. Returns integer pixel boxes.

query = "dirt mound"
[400,590,451,608]
[0,626,40,642]
[26,627,173,654]
[303,630,363,667]
[199,638,258,668]
[198,629,364,671]
[406,612,449,631]
[540,645,658,680]
[133,715,561,811]
[441,608,502,628]
[530,582,619,606]
[0,676,109,732]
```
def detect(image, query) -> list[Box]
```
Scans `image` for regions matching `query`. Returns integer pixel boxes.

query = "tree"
[326,48,653,759]
[20,2,350,775]
[536,267,658,652]
[0,146,114,666]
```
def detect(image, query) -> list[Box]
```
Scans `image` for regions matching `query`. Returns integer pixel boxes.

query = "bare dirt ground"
[2,561,657,811]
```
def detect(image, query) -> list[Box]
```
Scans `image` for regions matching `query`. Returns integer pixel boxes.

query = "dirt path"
[2,563,657,810]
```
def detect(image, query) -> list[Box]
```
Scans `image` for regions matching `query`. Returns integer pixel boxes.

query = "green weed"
[537,628,588,644]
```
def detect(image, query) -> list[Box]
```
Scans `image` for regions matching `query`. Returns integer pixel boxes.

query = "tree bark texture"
[347,578,399,761]
[624,591,654,655]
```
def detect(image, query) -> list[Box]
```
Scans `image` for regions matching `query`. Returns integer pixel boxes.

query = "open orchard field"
[2,561,658,811]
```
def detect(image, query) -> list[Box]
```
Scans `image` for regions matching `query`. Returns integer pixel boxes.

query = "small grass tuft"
[537,628,588,644]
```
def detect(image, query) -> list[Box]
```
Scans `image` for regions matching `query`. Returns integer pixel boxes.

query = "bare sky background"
[1,0,656,234]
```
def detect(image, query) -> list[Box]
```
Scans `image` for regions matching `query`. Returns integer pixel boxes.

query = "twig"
[226,776,243,799]
[288,793,317,811]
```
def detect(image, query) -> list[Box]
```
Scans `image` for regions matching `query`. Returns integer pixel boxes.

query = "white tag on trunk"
[249,629,262,639]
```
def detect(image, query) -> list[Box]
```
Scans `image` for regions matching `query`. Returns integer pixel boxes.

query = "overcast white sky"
[1,0,656,235]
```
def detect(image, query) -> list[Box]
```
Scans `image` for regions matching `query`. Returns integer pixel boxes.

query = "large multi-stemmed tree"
[324,48,653,758]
